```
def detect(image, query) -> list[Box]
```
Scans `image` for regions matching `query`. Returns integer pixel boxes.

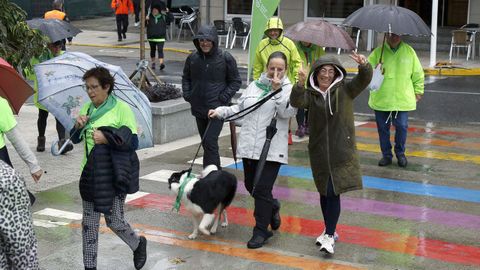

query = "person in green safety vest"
[24,40,73,154]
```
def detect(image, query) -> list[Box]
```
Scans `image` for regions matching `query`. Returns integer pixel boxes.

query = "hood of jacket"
[308,55,347,115]
[193,25,219,56]
[308,55,347,89]
[264,17,286,45]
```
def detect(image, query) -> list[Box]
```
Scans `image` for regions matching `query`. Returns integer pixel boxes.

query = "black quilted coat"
[75,126,139,214]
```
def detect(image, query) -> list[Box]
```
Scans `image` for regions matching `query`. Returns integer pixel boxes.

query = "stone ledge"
[151,98,197,144]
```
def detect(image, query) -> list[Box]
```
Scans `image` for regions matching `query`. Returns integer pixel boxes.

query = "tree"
[0,0,47,69]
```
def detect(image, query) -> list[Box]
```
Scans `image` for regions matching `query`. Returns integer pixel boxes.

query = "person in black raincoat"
[182,24,242,168]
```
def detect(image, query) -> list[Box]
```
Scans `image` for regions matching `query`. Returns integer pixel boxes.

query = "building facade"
[198,0,479,28]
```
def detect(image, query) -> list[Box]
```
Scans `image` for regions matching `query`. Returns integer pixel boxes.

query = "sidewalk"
[70,16,480,75]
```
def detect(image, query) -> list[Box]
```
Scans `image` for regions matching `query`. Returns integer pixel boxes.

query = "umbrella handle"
[50,138,73,156]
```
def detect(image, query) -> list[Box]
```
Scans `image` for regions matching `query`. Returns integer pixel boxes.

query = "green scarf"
[79,94,117,140]
[255,80,272,100]
[172,173,196,212]
[298,42,315,65]
[153,13,164,24]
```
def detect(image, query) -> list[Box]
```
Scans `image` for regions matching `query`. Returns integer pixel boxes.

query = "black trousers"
[243,158,281,237]
[133,0,140,23]
[320,177,341,235]
[149,41,165,58]
[116,14,129,38]
[37,109,65,139]
[195,117,223,168]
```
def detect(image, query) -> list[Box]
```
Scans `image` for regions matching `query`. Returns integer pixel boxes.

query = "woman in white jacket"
[209,51,297,249]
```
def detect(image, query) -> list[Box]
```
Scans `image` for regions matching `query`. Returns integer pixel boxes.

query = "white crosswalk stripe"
[187,157,238,167]
[141,170,176,183]
[34,208,83,220]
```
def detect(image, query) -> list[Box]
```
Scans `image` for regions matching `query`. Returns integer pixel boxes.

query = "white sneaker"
[315,230,339,245]
[134,22,140,27]
[318,234,335,254]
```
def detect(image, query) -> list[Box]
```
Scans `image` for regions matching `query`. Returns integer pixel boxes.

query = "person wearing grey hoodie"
[182,24,241,168]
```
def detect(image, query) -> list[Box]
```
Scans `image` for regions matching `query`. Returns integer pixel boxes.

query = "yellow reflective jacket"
[368,41,424,111]
[253,17,302,83]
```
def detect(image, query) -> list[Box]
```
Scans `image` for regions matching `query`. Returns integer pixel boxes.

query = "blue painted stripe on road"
[226,162,480,203]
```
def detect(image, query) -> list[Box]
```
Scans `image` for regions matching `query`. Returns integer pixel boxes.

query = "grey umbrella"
[284,20,356,50]
[26,18,81,42]
[342,4,431,36]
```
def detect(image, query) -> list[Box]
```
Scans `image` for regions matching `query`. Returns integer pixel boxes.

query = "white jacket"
[215,78,297,164]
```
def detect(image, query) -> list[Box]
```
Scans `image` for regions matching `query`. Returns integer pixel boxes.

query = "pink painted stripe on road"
[236,182,480,231]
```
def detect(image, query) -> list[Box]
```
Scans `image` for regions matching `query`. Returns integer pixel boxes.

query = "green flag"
[247,0,281,83]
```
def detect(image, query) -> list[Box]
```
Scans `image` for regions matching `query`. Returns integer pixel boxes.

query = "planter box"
[151,98,197,144]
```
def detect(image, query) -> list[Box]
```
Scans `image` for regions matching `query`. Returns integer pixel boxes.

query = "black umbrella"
[252,114,277,195]
[26,18,81,42]
[342,4,431,36]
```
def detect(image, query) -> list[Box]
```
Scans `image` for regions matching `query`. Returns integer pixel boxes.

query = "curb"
[71,43,192,54]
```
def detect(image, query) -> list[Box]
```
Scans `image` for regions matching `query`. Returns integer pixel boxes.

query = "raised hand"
[349,51,368,65]
[271,68,282,90]
[297,62,309,87]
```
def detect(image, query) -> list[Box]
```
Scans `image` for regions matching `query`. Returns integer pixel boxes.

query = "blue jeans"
[374,110,408,159]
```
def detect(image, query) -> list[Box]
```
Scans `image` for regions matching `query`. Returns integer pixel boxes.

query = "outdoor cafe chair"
[449,30,473,62]
[214,20,231,48]
[177,6,197,41]
[230,19,250,50]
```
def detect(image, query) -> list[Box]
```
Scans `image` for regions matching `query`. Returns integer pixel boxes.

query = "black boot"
[36,136,45,152]
[247,231,273,249]
[270,199,281,230]
[133,236,147,269]
[378,157,392,166]
[85,267,96,270]
[58,139,74,155]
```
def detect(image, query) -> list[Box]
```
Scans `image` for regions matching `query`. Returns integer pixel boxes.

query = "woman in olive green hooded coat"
[290,53,372,255]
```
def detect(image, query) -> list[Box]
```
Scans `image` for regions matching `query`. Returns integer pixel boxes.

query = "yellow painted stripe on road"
[355,130,480,151]
[357,142,480,164]
[71,43,191,54]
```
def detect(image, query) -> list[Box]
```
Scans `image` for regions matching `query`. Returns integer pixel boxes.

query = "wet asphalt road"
[90,53,480,125]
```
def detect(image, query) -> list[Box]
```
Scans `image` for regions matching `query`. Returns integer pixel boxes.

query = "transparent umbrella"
[33,52,153,154]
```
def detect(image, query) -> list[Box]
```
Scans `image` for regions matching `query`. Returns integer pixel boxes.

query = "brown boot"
[36,136,45,152]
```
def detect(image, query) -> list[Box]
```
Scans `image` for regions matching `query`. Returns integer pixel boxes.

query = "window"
[307,0,363,18]
[227,0,252,14]
[226,0,278,15]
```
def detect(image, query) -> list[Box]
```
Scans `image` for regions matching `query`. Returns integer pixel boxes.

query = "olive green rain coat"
[290,55,372,195]
[253,17,302,83]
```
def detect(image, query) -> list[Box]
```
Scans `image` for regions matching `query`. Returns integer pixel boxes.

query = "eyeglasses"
[83,84,101,92]
[198,39,212,43]
[319,68,335,75]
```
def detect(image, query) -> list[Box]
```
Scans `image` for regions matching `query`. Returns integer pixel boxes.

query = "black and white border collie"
[168,165,237,239]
